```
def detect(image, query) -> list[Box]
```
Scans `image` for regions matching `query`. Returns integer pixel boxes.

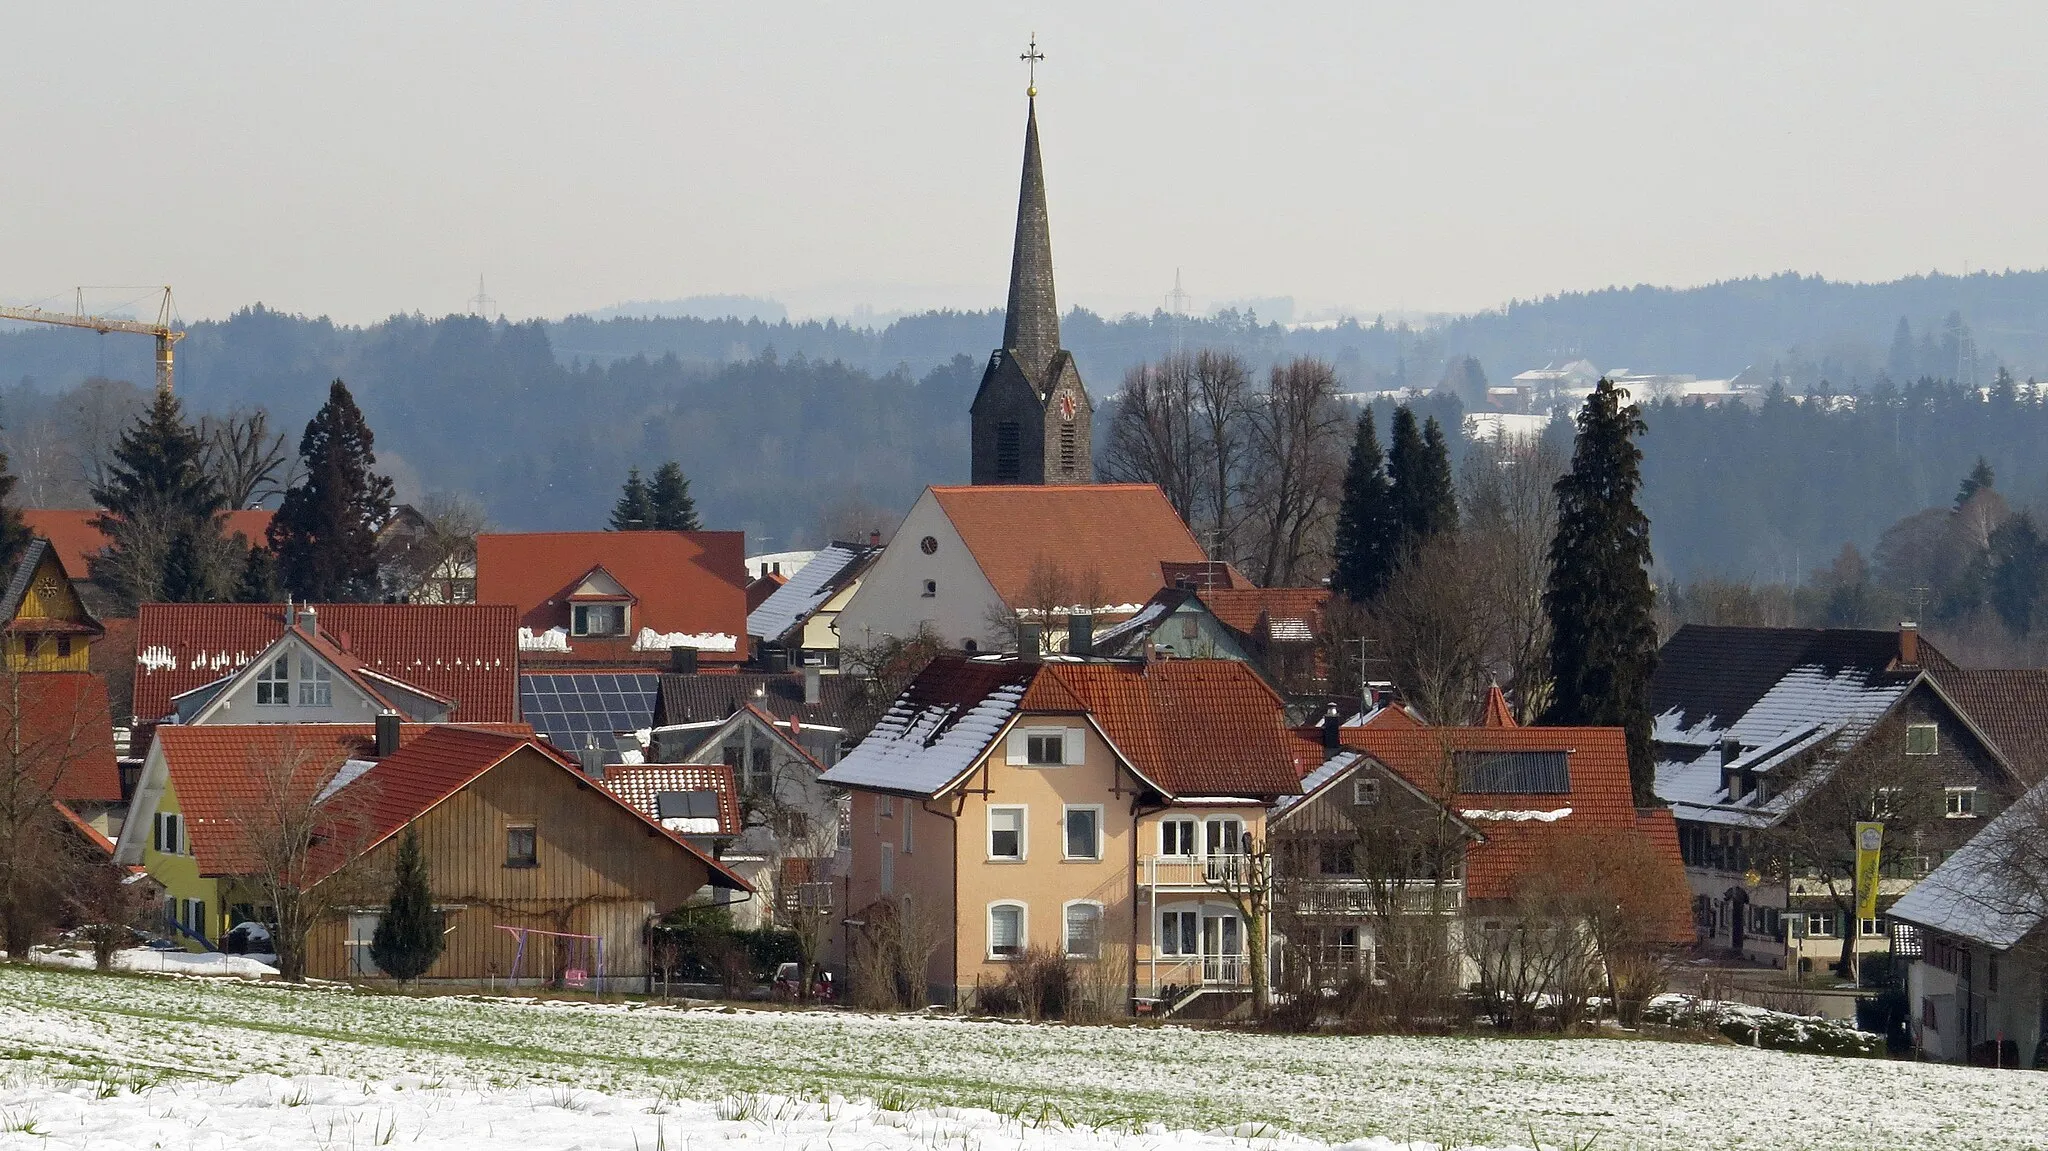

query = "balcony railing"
[1289,880,1463,917]
[1140,855,1253,888]
[1142,954,1248,997]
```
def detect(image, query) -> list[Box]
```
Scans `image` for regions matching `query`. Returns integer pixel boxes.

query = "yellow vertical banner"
[1855,822,1884,922]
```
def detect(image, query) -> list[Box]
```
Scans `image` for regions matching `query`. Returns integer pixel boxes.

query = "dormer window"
[573,603,628,637]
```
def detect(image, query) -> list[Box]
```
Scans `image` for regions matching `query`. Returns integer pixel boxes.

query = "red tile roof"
[1337,723,1683,916]
[1159,560,1247,591]
[929,485,1205,611]
[152,723,744,889]
[133,604,519,725]
[1,672,119,803]
[1025,659,1301,799]
[475,532,748,665]
[1481,685,1518,728]
[1198,587,1329,641]
[24,508,274,578]
[600,762,742,835]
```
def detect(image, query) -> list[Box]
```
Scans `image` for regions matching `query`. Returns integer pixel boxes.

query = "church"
[968,84,1094,486]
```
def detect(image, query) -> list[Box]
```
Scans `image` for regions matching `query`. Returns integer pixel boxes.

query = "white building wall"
[193,634,392,725]
[831,490,1008,652]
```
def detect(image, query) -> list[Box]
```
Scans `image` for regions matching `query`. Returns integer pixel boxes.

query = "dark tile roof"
[1650,625,1950,733]
[1934,669,2048,785]
[654,672,858,730]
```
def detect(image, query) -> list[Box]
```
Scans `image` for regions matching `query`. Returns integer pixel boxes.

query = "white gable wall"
[189,633,393,726]
[831,490,1006,652]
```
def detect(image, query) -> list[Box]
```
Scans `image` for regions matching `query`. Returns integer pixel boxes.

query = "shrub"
[1642,994,1884,1058]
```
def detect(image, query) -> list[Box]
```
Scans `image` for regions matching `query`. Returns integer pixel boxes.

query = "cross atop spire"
[1020,33,1044,97]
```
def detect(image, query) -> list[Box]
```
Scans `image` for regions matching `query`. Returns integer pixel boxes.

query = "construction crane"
[0,287,185,393]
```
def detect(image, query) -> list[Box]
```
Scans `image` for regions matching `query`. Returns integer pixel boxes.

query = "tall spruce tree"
[609,467,655,530]
[235,544,281,603]
[1544,378,1660,803]
[0,421,29,576]
[89,389,235,609]
[648,461,701,531]
[1330,408,1398,601]
[1385,405,1458,559]
[369,828,443,983]
[269,380,394,602]
[1957,456,1996,508]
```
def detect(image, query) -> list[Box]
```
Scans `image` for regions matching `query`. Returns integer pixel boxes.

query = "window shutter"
[1006,731,1029,765]
[152,813,163,854]
[1063,729,1085,765]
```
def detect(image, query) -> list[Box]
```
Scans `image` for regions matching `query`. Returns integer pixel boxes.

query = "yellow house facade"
[824,655,1301,1014]
[134,778,225,947]
[2,538,102,672]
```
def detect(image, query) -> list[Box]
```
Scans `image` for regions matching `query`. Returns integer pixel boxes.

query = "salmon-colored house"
[821,654,1303,1013]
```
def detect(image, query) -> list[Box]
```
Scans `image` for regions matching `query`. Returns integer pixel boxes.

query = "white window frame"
[876,794,893,832]
[988,900,1026,959]
[1946,786,1978,818]
[1008,726,1083,767]
[255,655,291,706]
[901,803,914,853]
[1063,900,1104,959]
[1160,908,1199,956]
[1352,777,1380,806]
[154,812,184,856]
[1062,804,1103,861]
[1204,816,1245,858]
[879,842,895,895]
[1807,910,1837,938]
[1860,916,1883,938]
[572,602,628,637]
[298,656,332,707]
[987,805,1026,861]
[1160,817,1196,857]
[1906,723,1939,756]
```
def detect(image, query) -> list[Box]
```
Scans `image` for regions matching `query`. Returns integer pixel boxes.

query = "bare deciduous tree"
[201,408,295,510]
[378,492,487,603]
[1361,537,1495,726]
[1243,357,1347,587]
[1459,434,1566,721]
[0,674,111,960]
[1102,354,1200,523]
[60,377,150,496]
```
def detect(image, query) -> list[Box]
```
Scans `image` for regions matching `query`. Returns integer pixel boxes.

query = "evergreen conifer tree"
[235,544,281,603]
[1385,406,1458,559]
[1330,408,1397,602]
[1957,456,1996,508]
[609,467,655,530]
[1417,416,1459,537]
[1543,378,1660,803]
[89,389,234,609]
[369,828,443,983]
[0,422,29,576]
[269,380,394,602]
[648,461,700,531]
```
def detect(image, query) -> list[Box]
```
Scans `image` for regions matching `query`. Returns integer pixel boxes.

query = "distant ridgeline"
[2,269,2048,578]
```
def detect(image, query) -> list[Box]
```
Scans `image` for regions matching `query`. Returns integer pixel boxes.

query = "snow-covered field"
[1,964,2044,1150]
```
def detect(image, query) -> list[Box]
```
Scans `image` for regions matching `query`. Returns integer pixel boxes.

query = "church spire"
[1001,90,1060,387]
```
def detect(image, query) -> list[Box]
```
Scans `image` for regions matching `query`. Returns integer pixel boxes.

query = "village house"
[1091,585,1329,700]
[475,530,748,668]
[746,539,883,670]
[3,538,105,673]
[2,670,123,838]
[821,653,1302,1015]
[1651,624,2019,975]
[830,484,1213,655]
[111,720,748,981]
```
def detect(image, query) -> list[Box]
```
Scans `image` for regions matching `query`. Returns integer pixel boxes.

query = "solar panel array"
[519,672,662,757]
[1455,750,1571,794]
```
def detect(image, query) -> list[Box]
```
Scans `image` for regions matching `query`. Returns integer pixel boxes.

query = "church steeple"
[1002,96,1060,387]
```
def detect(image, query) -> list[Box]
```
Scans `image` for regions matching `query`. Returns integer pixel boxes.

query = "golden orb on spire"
[1021,34,1043,99]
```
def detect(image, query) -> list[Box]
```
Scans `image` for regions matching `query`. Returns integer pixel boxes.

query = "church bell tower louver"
[970,39,1093,486]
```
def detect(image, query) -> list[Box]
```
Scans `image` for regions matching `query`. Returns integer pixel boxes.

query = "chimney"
[1719,737,1741,767]
[374,710,401,758]
[298,604,319,639]
[1017,622,1043,664]
[868,530,881,546]
[1321,703,1342,753]
[670,646,699,675]
[575,745,608,780]
[1899,621,1920,667]
[759,563,768,578]
[773,562,782,576]
[283,597,294,632]
[803,664,822,706]
[1067,612,1094,658]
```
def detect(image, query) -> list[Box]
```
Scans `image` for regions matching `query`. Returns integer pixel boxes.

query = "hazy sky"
[7,3,2048,325]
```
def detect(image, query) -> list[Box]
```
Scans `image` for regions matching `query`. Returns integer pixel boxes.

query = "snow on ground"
[2,964,2046,1150]
[29,946,279,978]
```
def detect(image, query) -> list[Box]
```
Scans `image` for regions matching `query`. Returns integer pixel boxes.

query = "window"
[1861,917,1884,938]
[880,842,895,895]
[1312,926,1360,971]
[1009,727,1082,766]
[56,636,71,659]
[1318,840,1356,876]
[256,656,291,706]
[180,898,208,938]
[988,806,1024,860]
[995,422,1022,482]
[1160,909,1199,956]
[901,804,914,853]
[876,794,894,831]
[921,579,937,598]
[1205,817,1244,857]
[1063,806,1101,861]
[989,902,1025,958]
[1874,787,1903,818]
[1064,902,1101,958]
[572,603,627,637]
[505,824,538,867]
[1906,723,1939,756]
[1352,777,1380,806]
[1160,818,1196,857]
[837,795,852,851]
[746,748,771,795]
[153,812,184,856]
[1059,424,1078,474]
[298,657,332,707]
[21,636,39,661]
[1946,787,1978,818]
[1805,910,1837,938]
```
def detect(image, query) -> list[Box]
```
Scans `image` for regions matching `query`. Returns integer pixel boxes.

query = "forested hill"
[2,269,2047,573]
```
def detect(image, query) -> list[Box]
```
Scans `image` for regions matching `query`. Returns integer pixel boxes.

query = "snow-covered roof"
[1274,750,1362,816]
[1889,785,2048,949]
[820,660,1033,796]
[747,543,880,643]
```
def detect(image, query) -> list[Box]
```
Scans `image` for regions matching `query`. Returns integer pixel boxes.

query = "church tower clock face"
[1057,391,1077,422]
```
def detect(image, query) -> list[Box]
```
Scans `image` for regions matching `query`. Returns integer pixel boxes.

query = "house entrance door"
[1201,914,1242,984]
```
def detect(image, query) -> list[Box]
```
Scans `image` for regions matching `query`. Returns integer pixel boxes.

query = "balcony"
[1141,953,1248,998]
[1140,855,1253,889]
[1289,879,1463,917]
